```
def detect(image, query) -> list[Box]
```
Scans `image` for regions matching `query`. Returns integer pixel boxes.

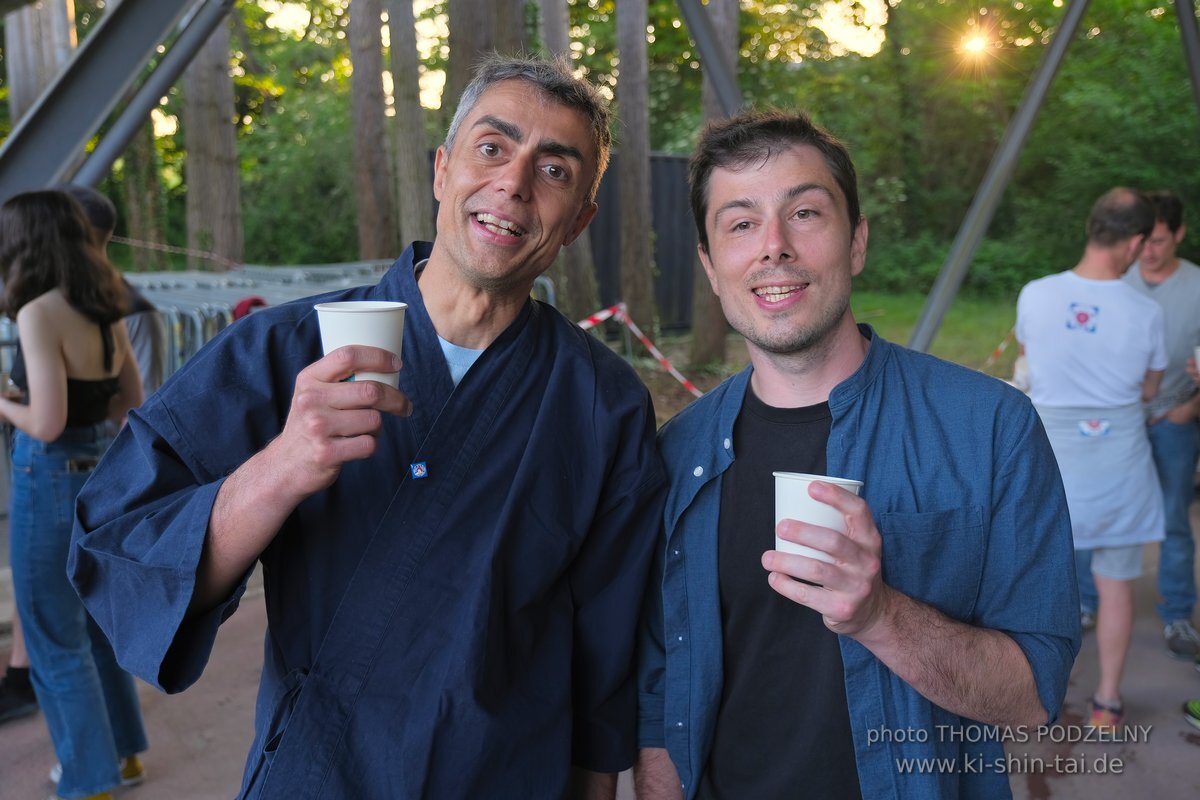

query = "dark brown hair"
[0,190,128,322]
[689,108,861,253]
[1146,189,1184,233]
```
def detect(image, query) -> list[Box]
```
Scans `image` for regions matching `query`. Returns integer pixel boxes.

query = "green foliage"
[17,0,1199,293]
[567,0,841,153]
[856,231,947,295]
[851,290,1019,378]
[239,87,356,264]
[231,0,357,264]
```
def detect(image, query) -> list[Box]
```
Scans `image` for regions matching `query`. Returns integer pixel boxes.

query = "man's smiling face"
[431,80,597,298]
[698,143,867,357]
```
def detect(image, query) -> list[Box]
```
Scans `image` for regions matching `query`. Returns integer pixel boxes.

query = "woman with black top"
[0,190,146,800]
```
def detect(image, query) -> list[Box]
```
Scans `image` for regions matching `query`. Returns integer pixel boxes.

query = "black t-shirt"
[697,387,862,800]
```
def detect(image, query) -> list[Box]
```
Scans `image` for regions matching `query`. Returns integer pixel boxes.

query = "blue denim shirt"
[638,326,1080,799]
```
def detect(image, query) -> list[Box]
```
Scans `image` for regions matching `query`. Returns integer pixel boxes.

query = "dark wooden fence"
[589,152,696,331]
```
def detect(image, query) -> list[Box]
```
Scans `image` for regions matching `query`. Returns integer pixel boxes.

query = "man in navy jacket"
[72,56,664,799]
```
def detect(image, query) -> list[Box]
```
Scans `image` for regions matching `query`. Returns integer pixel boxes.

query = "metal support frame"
[1175,1,1200,117]
[72,0,236,187]
[675,0,743,116]
[0,0,197,202]
[907,0,1091,352]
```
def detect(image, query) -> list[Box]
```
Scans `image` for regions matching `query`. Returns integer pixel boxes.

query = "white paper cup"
[1193,344,1200,368]
[773,471,863,563]
[314,301,407,387]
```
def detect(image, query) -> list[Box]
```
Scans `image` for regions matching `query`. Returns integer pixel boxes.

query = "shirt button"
[677,635,684,641]
[676,721,684,728]
[723,437,731,449]
[673,549,680,556]
[693,466,704,477]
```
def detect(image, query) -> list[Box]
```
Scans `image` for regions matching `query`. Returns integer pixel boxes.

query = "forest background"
[1,0,1199,369]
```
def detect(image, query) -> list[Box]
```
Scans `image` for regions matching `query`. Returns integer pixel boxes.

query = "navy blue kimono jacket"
[70,243,666,798]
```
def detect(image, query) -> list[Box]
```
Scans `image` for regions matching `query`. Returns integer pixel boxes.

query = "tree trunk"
[616,0,657,334]
[122,119,168,271]
[385,0,434,245]
[536,0,598,321]
[350,0,398,259]
[688,0,738,366]
[492,0,525,56]
[537,0,567,56]
[444,0,528,125]
[98,0,168,271]
[4,0,75,122]
[182,18,243,271]
[884,0,921,235]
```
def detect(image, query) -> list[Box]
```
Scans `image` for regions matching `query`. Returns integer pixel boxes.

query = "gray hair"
[443,54,611,204]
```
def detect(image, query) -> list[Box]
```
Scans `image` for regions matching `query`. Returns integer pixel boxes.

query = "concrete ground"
[1,511,1198,798]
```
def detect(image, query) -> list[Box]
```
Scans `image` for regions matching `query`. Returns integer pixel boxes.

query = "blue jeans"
[9,426,148,799]
[1077,419,1200,621]
[1148,418,1200,624]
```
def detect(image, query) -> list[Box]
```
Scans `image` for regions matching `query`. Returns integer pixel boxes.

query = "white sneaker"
[49,755,143,787]
[1164,620,1200,660]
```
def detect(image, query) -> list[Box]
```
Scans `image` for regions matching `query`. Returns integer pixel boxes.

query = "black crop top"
[11,323,120,429]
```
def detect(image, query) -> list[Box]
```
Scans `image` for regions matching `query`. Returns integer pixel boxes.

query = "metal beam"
[1174,0,1200,119]
[72,0,235,187]
[907,0,1091,353]
[675,0,743,116]
[0,0,196,202]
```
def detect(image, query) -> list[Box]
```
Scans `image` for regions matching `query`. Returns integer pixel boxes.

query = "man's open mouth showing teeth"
[753,285,806,303]
[474,212,526,237]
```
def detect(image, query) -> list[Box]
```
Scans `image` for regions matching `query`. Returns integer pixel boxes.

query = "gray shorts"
[1088,544,1144,581]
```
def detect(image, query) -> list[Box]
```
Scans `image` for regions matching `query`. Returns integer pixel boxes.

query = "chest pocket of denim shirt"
[877,506,985,620]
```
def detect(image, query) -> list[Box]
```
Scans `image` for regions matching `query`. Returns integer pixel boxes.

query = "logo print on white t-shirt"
[1065,302,1100,333]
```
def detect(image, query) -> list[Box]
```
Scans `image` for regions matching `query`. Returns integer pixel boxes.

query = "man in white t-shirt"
[1017,187,1165,732]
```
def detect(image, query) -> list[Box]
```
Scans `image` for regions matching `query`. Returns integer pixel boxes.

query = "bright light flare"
[962,34,989,55]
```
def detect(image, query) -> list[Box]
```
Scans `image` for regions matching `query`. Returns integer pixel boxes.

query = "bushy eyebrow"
[471,114,585,165]
[712,182,837,222]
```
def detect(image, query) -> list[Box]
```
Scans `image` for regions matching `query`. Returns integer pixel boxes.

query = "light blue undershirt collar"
[414,258,485,386]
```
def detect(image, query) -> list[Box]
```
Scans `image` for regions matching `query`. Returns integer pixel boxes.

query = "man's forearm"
[854,588,1047,728]
[634,747,683,800]
[190,444,306,615]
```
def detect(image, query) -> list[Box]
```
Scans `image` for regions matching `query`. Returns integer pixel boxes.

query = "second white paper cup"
[773,471,863,563]
[315,301,407,387]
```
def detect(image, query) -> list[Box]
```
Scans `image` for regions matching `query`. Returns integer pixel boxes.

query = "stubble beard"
[729,289,851,359]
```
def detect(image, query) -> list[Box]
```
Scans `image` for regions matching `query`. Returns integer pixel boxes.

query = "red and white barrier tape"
[981,327,1016,369]
[577,302,703,398]
[576,304,622,331]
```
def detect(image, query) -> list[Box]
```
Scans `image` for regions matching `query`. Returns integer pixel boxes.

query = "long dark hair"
[0,189,128,322]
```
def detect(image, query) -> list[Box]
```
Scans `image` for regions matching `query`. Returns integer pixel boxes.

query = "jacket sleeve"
[977,401,1082,723]
[70,393,242,693]
[567,390,666,773]
[69,312,307,693]
[636,521,668,750]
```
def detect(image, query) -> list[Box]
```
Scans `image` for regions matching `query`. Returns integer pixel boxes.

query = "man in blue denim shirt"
[635,110,1080,799]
